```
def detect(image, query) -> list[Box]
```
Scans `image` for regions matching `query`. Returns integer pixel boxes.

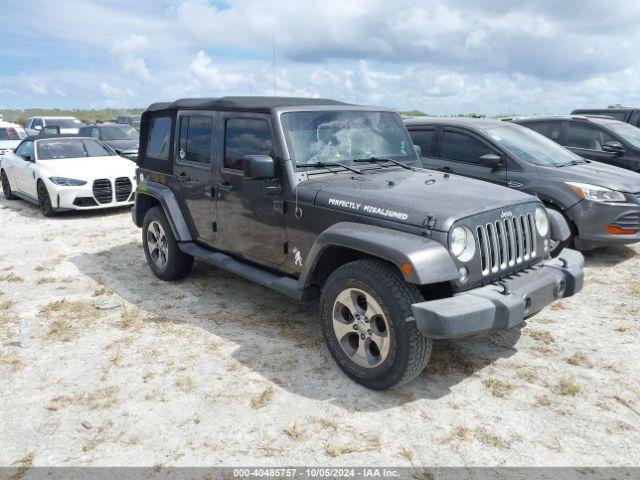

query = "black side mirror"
[413,144,422,157]
[243,155,275,180]
[479,154,502,169]
[22,154,33,162]
[602,141,625,155]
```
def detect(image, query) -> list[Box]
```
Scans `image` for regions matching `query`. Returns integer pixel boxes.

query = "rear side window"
[146,116,172,161]
[566,123,616,151]
[178,116,213,164]
[224,118,273,170]
[525,122,562,142]
[440,130,495,163]
[408,130,434,156]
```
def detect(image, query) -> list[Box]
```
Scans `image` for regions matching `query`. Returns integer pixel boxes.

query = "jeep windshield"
[485,124,585,167]
[280,110,417,168]
[98,125,138,141]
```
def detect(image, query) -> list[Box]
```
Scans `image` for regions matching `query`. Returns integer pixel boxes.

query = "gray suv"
[406,117,640,251]
[132,97,583,389]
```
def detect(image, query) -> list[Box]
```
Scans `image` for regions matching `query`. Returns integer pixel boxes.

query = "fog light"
[459,266,468,283]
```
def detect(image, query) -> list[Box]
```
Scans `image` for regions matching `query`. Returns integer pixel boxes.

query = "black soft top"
[146,96,349,113]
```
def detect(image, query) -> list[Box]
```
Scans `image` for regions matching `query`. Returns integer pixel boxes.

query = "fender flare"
[134,182,193,241]
[298,222,459,288]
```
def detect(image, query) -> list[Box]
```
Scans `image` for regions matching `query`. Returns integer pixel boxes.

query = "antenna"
[272,34,276,96]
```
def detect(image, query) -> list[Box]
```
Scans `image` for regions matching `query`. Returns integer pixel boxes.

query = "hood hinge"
[423,216,437,230]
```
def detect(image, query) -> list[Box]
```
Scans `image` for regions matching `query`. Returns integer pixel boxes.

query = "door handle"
[177,172,192,183]
[442,166,452,173]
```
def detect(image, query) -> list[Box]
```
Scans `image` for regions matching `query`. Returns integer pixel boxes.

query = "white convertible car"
[0,135,137,216]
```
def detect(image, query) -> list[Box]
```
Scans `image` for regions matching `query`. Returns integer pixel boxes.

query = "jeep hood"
[537,161,640,193]
[299,168,538,232]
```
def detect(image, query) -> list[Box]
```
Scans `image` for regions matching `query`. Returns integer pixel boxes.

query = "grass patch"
[283,421,306,441]
[251,386,274,409]
[482,378,514,398]
[47,386,119,411]
[558,378,581,396]
[528,330,554,344]
[566,352,593,368]
[475,427,507,448]
[536,395,553,407]
[0,272,23,283]
[36,277,55,285]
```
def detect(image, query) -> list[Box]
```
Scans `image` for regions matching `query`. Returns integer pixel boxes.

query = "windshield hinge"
[423,216,437,230]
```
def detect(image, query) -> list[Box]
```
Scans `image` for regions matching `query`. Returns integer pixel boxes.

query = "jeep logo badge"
[501,210,513,219]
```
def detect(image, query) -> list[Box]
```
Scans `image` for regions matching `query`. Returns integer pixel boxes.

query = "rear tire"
[319,258,432,390]
[1,170,17,200]
[37,180,57,217]
[142,206,193,280]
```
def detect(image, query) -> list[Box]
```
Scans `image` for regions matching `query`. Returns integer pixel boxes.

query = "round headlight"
[450,226,475,262]
[535,207,549,237]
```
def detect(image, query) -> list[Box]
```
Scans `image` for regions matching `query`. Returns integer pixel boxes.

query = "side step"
[178,242,316,301]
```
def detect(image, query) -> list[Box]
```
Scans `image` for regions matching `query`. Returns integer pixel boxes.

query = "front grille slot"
[93,179,112,204]
[477,213,537,277]
[115,177,132,202]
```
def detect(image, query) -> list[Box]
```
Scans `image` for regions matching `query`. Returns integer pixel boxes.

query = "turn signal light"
[605,225,639,235]
[401,262,414,276]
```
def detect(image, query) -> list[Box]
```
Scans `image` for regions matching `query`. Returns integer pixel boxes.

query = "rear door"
[13,140,36,195]
[172,111,218,246]
[215,113,286,266]
[564,121,622,166]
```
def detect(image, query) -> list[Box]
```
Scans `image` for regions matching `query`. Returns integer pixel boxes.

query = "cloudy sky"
[2,0,640,114]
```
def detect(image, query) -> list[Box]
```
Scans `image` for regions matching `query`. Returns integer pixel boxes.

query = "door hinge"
[273,200,286,215]
[423,216,437,230]
[283,241,289,254]
[212,222,218,232]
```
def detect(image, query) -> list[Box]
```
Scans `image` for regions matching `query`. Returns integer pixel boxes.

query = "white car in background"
[0,121,28,156]
[0,135,137,216]
[25,116,85,135]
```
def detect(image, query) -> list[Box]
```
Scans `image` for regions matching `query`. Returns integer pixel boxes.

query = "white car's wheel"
[37,180,57,217]
[1,171,17,200]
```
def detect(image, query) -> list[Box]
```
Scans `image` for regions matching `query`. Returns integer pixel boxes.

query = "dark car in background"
[405,117,640,250]
[78,123,139,159]
[508,115,640,173]
[116,115,141,131]
[571,106,640,128]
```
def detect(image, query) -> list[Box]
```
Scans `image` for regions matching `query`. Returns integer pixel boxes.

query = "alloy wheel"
[332,288,390,368]
[146,220,169,268]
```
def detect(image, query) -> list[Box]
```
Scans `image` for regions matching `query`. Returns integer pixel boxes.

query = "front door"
[13,140,36,196]
[564,122,622,166]
[430,128,508,185]
[215,113,286,266]
[172,112,218,246]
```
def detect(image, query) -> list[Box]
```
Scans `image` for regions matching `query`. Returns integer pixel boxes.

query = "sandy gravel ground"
[0,194,639,469]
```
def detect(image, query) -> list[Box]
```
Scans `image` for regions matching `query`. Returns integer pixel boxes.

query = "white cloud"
[26,77,47,95]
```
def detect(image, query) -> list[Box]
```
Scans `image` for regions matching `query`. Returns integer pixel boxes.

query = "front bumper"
[49,179,135,211]
[410,248,584,339]
[567,200,640,250]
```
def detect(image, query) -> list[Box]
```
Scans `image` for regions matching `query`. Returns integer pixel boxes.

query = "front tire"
[142,206,193,280]
[37,180,57,217]
[1,170,17,200]
[319,259,432,390]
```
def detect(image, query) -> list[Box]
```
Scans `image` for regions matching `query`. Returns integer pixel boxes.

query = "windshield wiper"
[297,161,362,174]
[353,156,415,170]
[557,159,587,167]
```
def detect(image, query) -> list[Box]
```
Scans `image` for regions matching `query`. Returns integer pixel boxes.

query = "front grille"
[612,212,640,230]
[93,179,112,204]
[73,197,98,207]
[477,214,537,276]
[114,177,132,202]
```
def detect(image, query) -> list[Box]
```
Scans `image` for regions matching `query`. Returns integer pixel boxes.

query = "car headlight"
[450,226,475,262]
[566,182,626,203]
[49,177,87,186]
[535,207,549,237]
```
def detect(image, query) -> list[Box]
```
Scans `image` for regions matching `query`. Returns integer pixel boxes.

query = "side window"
[224,118,273,171]
[177,116,213,164]
[527,122,562,143]
[16,141,34,159]
[91,128,100,139]
[408,130,434,156]
[440,130,495,163]
[33,119,43,129]
[630,111,640,128]
[566,123,615,151]
[146,116,172,161]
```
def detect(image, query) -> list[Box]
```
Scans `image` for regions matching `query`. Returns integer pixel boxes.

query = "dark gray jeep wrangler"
[132,97,584,389]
